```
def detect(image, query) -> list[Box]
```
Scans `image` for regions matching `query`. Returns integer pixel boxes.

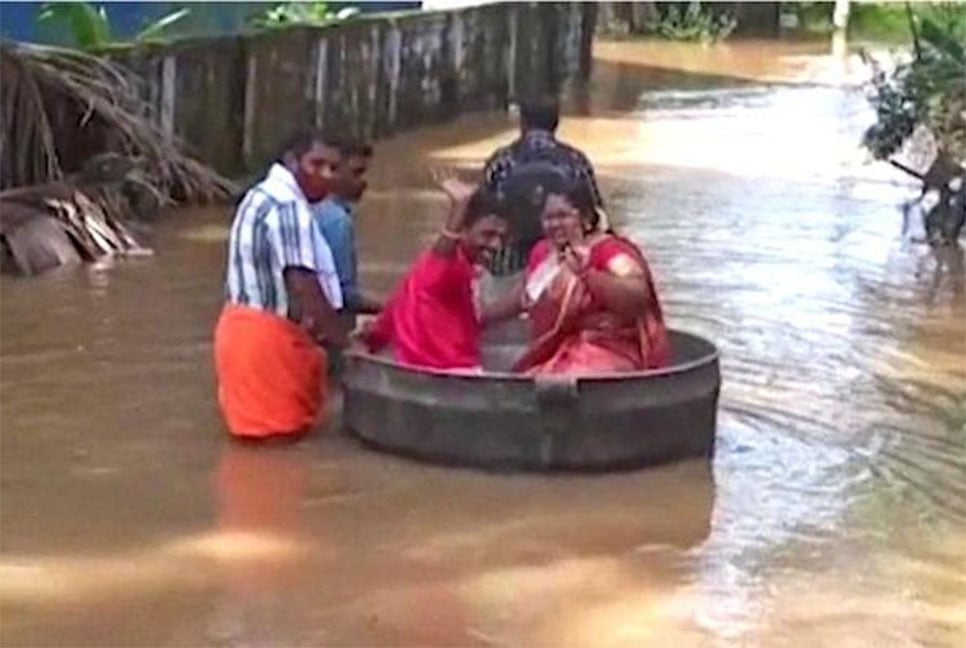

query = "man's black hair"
[519,94,560,132]
[275,129,340,163]
[340,139,374,158]
[464,187,509,227]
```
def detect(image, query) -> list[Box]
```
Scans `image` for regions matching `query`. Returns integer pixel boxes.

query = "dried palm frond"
[0,41,236,275]
[0,40,237,200]
[0,43,62,189]
[1,176,153,275]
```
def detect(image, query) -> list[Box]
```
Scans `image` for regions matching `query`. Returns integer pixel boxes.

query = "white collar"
[262,163,308,203]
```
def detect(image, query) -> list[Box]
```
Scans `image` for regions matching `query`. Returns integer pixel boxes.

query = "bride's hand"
[560,242,591,276]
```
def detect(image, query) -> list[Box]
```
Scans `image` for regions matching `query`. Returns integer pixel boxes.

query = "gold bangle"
[440,227,461,241]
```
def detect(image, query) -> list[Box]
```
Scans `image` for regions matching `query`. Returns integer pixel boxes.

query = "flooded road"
[2,40,964,647]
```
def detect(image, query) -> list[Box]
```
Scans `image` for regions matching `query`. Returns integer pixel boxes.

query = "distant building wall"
[111,2,596,174]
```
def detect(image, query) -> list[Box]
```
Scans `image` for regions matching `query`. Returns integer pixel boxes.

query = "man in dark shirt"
[482,95,604,274]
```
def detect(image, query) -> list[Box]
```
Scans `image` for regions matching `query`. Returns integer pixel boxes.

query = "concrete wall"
[116,3,596,175]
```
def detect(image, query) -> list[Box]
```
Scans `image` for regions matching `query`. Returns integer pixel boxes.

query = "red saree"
[513,235,670,375]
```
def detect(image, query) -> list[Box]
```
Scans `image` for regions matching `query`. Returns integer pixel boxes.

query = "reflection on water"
[1,40,964,647]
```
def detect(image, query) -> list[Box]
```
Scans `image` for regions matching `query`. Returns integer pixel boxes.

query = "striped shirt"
[224,164,343,318]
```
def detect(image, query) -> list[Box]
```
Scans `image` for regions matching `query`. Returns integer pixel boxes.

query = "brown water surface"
[2,40,964,647]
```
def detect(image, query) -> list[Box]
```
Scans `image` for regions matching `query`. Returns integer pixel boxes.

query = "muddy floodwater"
[1,40,964,647]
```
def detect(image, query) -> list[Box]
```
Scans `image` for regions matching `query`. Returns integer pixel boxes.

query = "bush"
[248,2,359,30]
[647,2,737,44]
[862,5,966,244]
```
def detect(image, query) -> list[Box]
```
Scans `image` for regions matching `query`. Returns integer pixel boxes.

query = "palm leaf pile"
[0,41,237,275]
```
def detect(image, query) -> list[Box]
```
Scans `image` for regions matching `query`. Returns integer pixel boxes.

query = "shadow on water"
[1,39,964,647]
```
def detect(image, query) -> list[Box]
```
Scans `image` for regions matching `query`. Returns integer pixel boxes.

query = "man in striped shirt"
[214,130,348,440]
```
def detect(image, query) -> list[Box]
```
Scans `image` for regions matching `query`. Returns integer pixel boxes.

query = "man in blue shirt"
[314,139,382,318]
[313,139,382,375]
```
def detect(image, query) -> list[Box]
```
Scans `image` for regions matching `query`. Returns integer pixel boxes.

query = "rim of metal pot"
[343,329,719,383]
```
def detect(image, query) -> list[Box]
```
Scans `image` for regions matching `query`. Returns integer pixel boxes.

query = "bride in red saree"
[509,180,670,375]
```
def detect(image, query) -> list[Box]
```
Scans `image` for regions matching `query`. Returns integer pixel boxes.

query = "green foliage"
[647,2,737,43]
[36,3,191,51]
[792,2,836,35]
[785,2,962,43]
[851,2,966,42]
[850,2,914,42]
[37,3,111,49]
[862,4,966,244]
[862,7,966,163]
[248,2,359,30]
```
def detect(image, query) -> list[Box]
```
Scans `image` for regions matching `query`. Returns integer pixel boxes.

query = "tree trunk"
[596,2,618,34]
[629,2,658,34]
[831,0,850,57]
[833,0,850,32]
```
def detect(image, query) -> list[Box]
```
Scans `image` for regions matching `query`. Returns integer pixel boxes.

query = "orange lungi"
[214,303,327,439]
